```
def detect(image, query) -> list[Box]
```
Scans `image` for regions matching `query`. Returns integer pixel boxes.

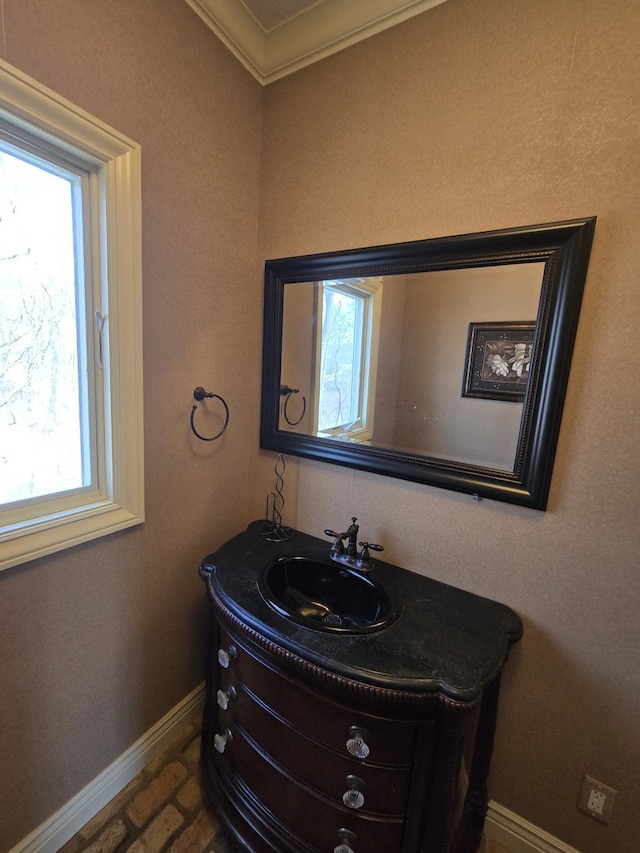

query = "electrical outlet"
[578,775,617,825]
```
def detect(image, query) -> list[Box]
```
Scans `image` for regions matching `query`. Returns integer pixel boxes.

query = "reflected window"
[314,278,382,442]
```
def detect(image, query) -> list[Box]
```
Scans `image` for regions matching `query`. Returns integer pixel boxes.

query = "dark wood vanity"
[199,521,522,853]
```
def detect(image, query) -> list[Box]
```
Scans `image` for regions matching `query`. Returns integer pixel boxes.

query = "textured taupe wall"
[259,1,640,851]
[2,1,639,851]
[0,1,263,849]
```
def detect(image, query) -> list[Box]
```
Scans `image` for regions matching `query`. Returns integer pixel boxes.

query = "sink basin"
[259,556,398,633]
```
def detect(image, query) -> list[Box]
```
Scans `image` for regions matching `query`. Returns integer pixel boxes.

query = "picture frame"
[462,321,536,401]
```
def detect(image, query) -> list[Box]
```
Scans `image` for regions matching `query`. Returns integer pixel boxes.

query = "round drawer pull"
[217,645,237,668]
[346,726,370,759]
[342,775,366,810]
[216,685,237,710]
[334,827,357,853]
[213,728,233,753]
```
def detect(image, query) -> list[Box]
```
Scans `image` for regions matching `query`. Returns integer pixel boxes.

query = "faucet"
[324,517,383,571]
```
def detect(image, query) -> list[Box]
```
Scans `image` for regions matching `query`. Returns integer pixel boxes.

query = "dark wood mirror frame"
[260,218,596,510]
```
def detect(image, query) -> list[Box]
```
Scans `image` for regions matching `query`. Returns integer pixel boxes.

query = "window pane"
[0,146,86,505]
[318,287,362,431]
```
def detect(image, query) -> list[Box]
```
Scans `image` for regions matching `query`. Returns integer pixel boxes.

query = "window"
[1,138,89,503]
[0,59,143,571]
[313,278,382,442]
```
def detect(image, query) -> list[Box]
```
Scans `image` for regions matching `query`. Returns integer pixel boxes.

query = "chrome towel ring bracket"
[190,386,229,441]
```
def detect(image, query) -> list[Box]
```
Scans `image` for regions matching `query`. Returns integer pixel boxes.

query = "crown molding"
[185,0,449,85]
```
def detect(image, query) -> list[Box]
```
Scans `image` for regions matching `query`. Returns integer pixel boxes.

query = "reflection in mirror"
[280,264,544,472]
[262,219,596,509]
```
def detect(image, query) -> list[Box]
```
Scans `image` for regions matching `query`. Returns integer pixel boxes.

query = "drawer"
[218,666,410,816]
[214,713,405,852]
[218,627,423,767]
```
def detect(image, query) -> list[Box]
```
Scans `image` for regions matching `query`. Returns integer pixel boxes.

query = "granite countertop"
[200,521,522,705]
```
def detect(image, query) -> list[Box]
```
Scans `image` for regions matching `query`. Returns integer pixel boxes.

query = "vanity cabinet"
[200,522,522,853]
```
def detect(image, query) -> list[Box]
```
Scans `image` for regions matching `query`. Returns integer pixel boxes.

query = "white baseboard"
[10,682,206,853]
[485,801,582,853]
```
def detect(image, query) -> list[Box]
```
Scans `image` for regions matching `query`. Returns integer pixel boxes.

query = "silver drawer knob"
[217,645,237,668]
[216,685,237,710]
[213,728,233,753]
[342,775,366,810]
[346,726,370,759]
[334,827,357,853]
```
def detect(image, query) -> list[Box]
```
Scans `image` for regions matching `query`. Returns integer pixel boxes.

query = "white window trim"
[0,59,144,572]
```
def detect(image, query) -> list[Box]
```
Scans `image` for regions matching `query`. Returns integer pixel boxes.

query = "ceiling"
[185,0,449,85]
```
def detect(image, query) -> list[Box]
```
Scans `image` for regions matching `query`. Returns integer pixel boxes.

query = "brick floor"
[58,721,241,853]
[59,719,510,853]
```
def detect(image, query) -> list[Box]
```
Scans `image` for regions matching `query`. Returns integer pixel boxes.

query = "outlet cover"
[578,775,617,825]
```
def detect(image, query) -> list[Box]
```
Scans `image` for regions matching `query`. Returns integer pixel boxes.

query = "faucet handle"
[358,541,384,562]
[324,529,345,554]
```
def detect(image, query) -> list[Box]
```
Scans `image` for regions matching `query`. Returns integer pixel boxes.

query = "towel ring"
[190,386,229,441]
[280,384,306,427]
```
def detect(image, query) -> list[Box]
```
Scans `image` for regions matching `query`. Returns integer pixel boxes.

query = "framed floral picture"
[462,321,535,401]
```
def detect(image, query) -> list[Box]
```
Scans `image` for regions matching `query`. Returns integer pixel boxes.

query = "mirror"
[260,218,596,510]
